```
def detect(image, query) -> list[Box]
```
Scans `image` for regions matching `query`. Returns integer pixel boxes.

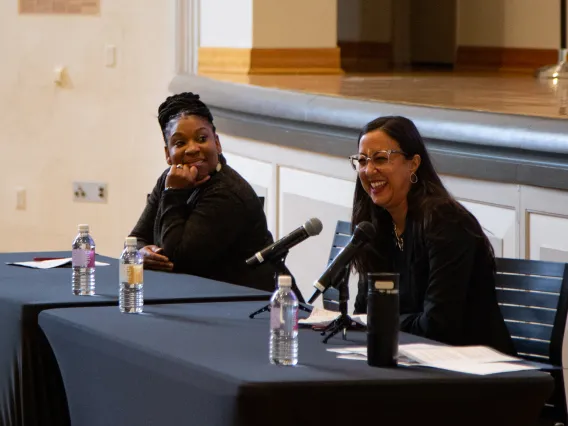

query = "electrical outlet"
[73,182,108,203]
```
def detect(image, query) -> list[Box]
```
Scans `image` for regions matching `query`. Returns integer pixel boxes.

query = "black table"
[39,301,554,426]
[0,251,270,426]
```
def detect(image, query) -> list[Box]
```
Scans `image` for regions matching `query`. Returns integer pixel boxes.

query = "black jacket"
[130,164,299,298]
[354,206,516,355]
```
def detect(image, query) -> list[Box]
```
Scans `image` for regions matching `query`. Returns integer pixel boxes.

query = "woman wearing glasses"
[350,116,515,354]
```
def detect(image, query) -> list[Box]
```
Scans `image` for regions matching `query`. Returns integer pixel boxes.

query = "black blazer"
[354,206,516,355]
[130,164,302,299]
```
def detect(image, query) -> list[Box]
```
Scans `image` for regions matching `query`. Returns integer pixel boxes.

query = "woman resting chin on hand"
[128,92,303,300]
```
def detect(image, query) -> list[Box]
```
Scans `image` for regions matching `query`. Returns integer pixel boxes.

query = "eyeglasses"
[348,150,407,172]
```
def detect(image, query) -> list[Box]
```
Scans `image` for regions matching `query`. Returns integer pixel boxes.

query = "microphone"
[307,221,376,304]
[246,218,323,266]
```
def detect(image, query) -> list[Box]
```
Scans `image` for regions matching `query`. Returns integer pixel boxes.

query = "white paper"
[298,307,367,327]
[6,258,109,269]
[399,344,519,365]
[337,354,367,361]
[298,307,340,326]
[352,314,367,326]
[425,361,538,375]
[327,344,537,375]
[327,346,367,355]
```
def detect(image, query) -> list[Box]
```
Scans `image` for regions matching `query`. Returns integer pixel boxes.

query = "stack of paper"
[327,343,539,375]
[298,307,367,327]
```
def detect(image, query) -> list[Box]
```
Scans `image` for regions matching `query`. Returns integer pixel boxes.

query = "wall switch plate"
[105,45,116,67]
[73,182,108,203]
[16,188,26,210]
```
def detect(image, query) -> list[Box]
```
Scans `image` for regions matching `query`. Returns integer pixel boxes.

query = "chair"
[322,220,352,311]
[495,258,568,424]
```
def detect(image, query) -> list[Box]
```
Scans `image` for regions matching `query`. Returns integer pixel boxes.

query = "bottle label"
[270,307,281,329]
[72,249,95,268]
[120,264,143,285]
[269,306,299,331]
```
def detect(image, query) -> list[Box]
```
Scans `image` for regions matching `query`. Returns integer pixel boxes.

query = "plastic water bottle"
[71,224,96,296]
[119,236,144,314]
[269,275,299,365]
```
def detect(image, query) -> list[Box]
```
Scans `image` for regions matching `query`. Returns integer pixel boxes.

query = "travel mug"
[367,272,399,367]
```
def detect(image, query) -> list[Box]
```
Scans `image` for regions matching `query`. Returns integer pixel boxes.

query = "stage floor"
[203,72,568,120]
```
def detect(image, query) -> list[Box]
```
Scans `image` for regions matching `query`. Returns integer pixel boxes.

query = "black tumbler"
[367,272,399,367]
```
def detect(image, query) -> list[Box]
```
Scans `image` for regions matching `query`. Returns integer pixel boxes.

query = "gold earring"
[216,162,222,172]
[410,172,418,184]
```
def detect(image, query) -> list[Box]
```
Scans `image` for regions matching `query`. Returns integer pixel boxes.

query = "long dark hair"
[351,116,494,275]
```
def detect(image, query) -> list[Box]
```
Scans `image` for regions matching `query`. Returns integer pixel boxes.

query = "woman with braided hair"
[129,92,301,297]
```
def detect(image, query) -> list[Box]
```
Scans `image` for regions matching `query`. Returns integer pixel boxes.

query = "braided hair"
[158,92,217,143]
[158,92,226,165]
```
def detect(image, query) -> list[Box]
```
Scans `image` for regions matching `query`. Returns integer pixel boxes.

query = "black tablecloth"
[0,251,270,426]
[39,301,554,426]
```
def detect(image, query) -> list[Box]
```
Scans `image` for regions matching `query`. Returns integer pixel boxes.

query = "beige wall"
[0,1,174,254]
[253,0,337,48]
[458,0,560,48]
[200,0,337,49]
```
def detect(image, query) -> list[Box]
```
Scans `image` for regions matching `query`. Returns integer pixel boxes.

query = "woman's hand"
[165,163,211,190]
[140,245,174,271]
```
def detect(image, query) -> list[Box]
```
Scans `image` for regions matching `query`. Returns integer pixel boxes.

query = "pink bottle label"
[72,249,95,267]
[270,307,299,331]
[270,307,281,329]
[293,309,298,332]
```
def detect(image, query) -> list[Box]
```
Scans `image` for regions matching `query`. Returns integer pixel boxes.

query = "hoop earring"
[410,172,418,184]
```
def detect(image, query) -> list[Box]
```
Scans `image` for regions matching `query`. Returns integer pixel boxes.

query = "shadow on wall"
[337,0,394,72]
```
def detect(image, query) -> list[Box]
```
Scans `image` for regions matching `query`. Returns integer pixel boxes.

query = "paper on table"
[399,344,519,365]
[337,353,367,361]
[327,346,367,355]
[327,344,537,375]
[298,307,340,326]
[429,361,537,375]
[352,314,367,326]
[6,258,109,269]
[298,307,367,327]
[328,346,419,366]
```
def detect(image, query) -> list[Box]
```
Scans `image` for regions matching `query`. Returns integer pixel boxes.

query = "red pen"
[33,257,65,261]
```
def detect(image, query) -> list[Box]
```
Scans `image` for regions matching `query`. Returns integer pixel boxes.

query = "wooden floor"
[203,71,568,120]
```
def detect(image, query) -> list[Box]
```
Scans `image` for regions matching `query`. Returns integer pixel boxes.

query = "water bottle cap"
[278,275,292,288]
[125,236,137,246]
[78,224,89,233]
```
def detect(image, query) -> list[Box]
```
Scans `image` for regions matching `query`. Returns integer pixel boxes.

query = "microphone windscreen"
[354,221,376,242]
[304,218,323,236]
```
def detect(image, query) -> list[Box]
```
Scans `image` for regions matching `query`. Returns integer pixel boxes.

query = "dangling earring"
[216,154,222,172]
[410,172,418,184]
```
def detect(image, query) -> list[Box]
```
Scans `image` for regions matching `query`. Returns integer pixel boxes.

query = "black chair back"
[322,221,352,311]
[495,257,568,422]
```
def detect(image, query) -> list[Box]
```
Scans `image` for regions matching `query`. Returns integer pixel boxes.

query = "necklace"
[393,223,404,251]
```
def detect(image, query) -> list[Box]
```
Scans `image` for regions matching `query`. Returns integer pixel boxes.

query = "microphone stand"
[321,266,354,343]
[248,251,311,319]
